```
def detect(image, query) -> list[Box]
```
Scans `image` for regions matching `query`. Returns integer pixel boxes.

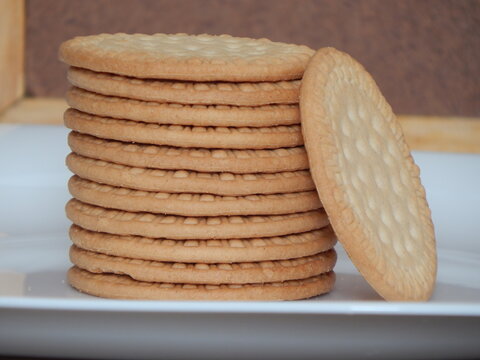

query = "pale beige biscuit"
[300,47,436,301]
[66,87,300,127]
[59,33,314,82]
[70,245,337,285]
[68,132,309,174]
[68,67,300,106]
[64,108,303,150]
[66,199,330,240]
[68,176,321,216]
[66,153,316,196]
[68,266,335,300]
[69,225,337,263]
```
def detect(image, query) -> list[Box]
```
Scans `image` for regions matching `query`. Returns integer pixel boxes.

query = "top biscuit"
[59,33,315,81]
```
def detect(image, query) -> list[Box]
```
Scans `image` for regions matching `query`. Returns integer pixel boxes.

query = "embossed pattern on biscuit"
[70,245,337,284]
[68,67,300,106]
[61,33,338,302]
[68,266,335,300]
[68,176,321,216]
[68,132,309,173]
[70,225,337,263]
[66,199,330,240]
[300,48,436,301]
[59,33,315,81]
[64,108,303,149]
[66,153,315,196]
[66,87,300,127]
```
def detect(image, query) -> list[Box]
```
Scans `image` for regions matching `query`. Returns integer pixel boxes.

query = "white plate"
[1,124,479,359]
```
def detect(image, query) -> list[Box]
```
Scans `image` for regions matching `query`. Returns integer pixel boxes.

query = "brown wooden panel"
[26,0,480,116]
[0,0,24,112]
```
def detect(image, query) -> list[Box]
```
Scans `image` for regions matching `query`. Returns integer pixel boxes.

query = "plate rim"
[1,297,480,317]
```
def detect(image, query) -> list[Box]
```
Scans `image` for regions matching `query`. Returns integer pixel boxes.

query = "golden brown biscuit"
[59,33,314,81]
[66,153,316,196]
[68,266,335,300]
[64,108,303,149]
[70,245,337,284]
[68,176,321,216]
[69,225,337,263]
[68,132,310,174]
[66,87,300,127]
[300,47,436,301]
[68,67,300,106]
[66,199,330,240]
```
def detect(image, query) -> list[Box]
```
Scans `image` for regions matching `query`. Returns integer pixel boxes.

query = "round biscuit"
[66,87,300,127]
[64,108,303,149]
[68,132,309,174]
[68,67,300,106]
[300,47,437,301]
[59,33,314,82]
[70,245,337,285]
[66,199,330,240]
[66,153,316,196]
[69,225,337,263]
[68,266,335,300]
[68,176,322,216]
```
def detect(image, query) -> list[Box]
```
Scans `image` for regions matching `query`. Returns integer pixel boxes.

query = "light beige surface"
[0,0,24,112]
[399,115,480,153]
[0,97,68,124]
[1,98,477,153]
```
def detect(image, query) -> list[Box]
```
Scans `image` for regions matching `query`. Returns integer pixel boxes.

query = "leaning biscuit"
[64,108,303,149]
[68,266,335,300]
[300,47,436,301]
[68,176,321,216]
[68,132,309,174]
[70,245,337,284]
[69,225,337,263]
[59,33,314,82]
[66,199,330,240]
[66,153,316,196]
[68,67,300,106]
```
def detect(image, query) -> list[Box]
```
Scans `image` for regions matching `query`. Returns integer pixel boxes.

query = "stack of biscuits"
[59,33,337,300]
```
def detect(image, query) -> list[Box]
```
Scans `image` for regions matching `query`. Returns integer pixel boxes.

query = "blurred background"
[0,0,479,152]
[25,0,479,117]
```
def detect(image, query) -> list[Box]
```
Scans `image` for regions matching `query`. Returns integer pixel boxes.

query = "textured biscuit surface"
[68,132,309,174]
[66,87,300,127]
[70,245,337,284]
[66,199,330,240]
[300,47,436,301]
[66,153,315,196]
[59,33,315,82]
[69,225,337,263]
[68,266,335,300]
[64,108,303,149]
[68,67,300,106]
[68,176,321,216]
